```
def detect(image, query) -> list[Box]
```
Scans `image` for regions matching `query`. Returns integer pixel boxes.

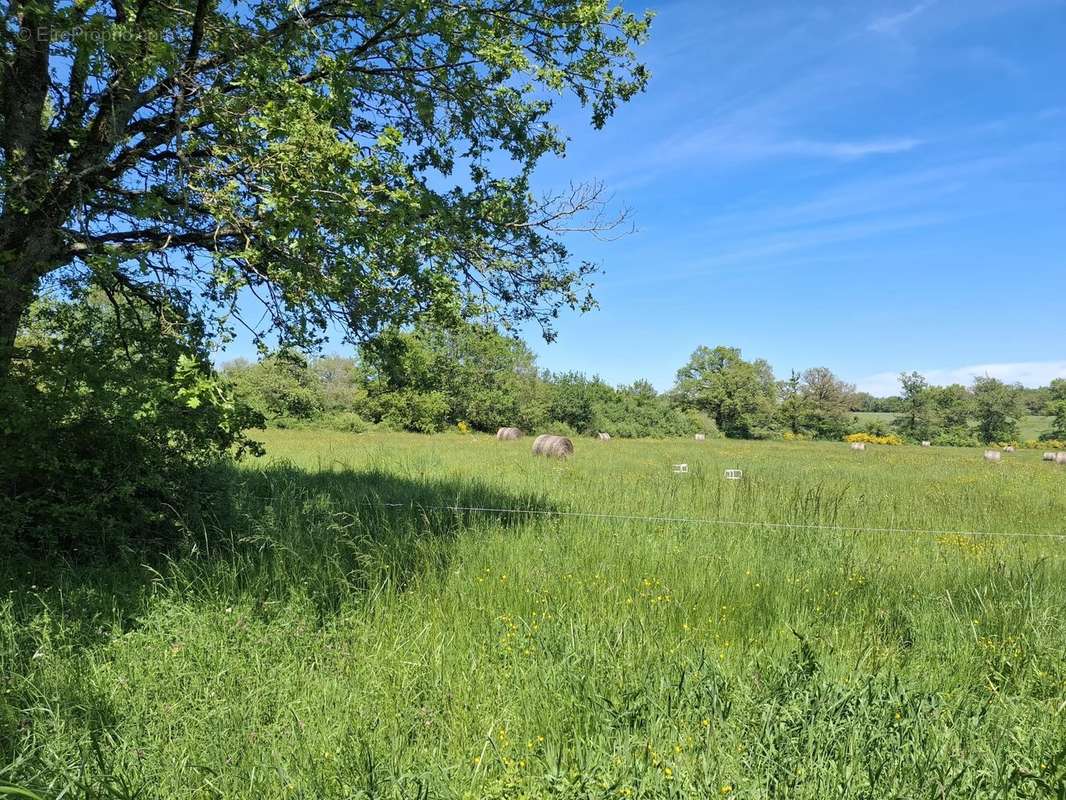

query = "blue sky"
[524,0,1066,394]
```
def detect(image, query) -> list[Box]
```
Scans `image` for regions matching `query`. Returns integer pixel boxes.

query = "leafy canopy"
[0,0,651,369]
[671,346,776,438]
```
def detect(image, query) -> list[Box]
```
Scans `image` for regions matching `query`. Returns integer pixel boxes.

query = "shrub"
[932,429,979,448]
[856,417,892,437]
[1024,438,1066,449]
[321,411,371,433]
[540,420,579,437]
[1,296,262,557]
[845,432,903,446]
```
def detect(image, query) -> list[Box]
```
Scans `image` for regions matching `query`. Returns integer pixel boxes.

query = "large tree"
[0,1,651,378]
[892,371,934,442]
[971,375,1024,444]
[798,366,854,439]
[671,345,776,438]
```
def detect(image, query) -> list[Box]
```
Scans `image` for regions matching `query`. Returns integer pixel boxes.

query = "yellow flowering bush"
[845,432,904,446]
[1022,439,1065,449]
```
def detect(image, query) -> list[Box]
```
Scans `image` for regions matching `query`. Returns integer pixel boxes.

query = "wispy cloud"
[755,137,922,159]
[867,2,934,34]
[857,360,1066,395]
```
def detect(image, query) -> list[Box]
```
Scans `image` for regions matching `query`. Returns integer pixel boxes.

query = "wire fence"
[367,501,1066,542]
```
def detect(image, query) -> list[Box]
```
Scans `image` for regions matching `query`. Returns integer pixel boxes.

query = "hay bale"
[984,450,1001,462]
[1042,452,1056,461]
[1056,452,1066,465]
[597,432,611,441]
[850,442,866,451]
[532,434,574,459]
[921,441,931,447]
[694,433,706,441]
[496,427,523,441]
[1003,445,1015,453]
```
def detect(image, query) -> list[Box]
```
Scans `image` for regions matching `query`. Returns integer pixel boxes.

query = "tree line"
[222,321,1066,445]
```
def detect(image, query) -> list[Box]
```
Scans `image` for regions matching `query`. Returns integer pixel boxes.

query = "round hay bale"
[532,434,574,459]
[1056,452,1066,465]
[921,441,931,447]
[496,427,523,441]
[1003,445,1016,453]
[694,433,706,441]
[597,432,611,441]
[850,442,866,451]
[1042,452,1056,462]
[984,450,1001,462]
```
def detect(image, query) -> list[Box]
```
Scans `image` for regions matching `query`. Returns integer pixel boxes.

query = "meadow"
[2,431,1065,799]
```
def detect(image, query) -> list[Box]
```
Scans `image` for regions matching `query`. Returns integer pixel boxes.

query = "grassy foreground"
[3,431,1065,799]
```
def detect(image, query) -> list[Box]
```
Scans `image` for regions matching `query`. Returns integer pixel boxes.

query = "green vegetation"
[2,431,1064,798]
[221,332,1061,448]
[2,5,1064,797]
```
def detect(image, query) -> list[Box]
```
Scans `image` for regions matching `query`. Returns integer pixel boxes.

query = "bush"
[932,429,980,447]
[1025,438,1066,449]
[539,420,579,437]
[856,417,892,437]
[320,411,371,433]
[1,296,262,557]
[845,432,904,446]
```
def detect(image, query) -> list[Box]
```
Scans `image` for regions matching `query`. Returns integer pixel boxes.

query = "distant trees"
[797,367,856,439]
[224,353,328,422]
[924,384,974,444]
[220,336,1063,443]
[971,377,1025,444]
[893,372,935,442]
[775,368,854,439]
[883,373,1028,444]
[544,372,615,434]
[359,322,544,433]
[671,346,776,438]
[590,380,702,439]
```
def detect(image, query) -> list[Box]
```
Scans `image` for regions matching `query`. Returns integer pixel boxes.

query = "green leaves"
[1,0,652,370]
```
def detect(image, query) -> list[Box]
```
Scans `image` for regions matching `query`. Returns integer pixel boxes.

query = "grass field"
[3,431,1065,798]
[851,412,1055,441]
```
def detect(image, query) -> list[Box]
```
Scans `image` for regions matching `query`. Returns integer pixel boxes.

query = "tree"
[671,346,776,438]
[776,371,810,435]
[589,379,698,439]
[892,371,934,442]
[0,1,652,379]
[223,351,326,420]
[360,319,544,432]
[1047,400,1066,440]
[310,355,364,412]
[971,376,1024,443]
[545,371,615,433]
[928,384,972,431]
[798,367,854,439]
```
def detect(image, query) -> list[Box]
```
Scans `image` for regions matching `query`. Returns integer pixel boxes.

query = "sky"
[522,0,1066,395]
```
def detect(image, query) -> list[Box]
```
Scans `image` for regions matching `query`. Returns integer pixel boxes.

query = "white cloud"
[785,138,922,158]
[857,361,1066,395]
[868,2,933,34]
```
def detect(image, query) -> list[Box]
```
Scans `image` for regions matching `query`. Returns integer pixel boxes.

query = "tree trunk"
[0,273,35,382]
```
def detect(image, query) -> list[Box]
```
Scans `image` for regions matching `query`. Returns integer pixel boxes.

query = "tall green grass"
[2,431,1064,798]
